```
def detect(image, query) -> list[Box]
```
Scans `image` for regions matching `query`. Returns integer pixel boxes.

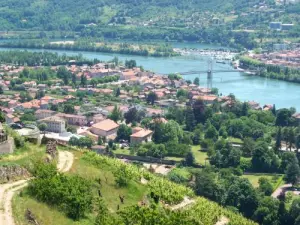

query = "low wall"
[115,154,178,165]
[0,137,14,154]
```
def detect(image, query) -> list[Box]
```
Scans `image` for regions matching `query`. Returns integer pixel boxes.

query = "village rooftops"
[40,116,65,123]
[91,119,119,132]
[130,129,153,138]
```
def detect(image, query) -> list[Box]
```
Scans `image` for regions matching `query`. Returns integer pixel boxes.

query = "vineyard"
[82,152,257,225]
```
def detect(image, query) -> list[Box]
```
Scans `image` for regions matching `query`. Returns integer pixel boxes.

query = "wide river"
[0,43,299,110]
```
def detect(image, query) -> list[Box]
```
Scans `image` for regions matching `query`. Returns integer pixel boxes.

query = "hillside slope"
[0,0,262,30]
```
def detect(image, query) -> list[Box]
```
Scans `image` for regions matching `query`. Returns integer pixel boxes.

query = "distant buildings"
[130,129,153,145]
[90,119,119,139]
[39,116,66,133]
[269,22,294,31]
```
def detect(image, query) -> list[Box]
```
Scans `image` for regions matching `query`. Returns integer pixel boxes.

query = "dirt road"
[272,184,292,198]
[0,151,74,225]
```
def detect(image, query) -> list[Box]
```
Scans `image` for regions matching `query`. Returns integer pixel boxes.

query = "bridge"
[166,60,258,88]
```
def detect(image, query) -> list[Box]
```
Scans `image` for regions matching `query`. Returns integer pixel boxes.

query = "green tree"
[185,106,195,131]
[147,92,158,105]
[80,74,87,87]
[275,127,282,151]
[38,123,48,136]
[63,104,75,114]
[242,137,255,157]
[116,124,132,141]
[285,162,300,185]
[193,77,200,86]
[185,151,195,166]
[253,197,280,225]
[275,109,292,126]
[108,105,123,122]
[258,177,273,196]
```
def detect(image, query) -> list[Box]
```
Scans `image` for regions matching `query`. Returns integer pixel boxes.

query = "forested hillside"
[0,0,271,30]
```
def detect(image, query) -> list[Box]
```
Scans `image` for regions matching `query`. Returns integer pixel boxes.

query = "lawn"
[114,148,131,155]
[228,137,243,144]
[242,173,284,189]
[191,145,209,166]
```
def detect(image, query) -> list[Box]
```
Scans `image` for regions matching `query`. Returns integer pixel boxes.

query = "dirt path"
[215,216,229,225]
[170,196,195,210]
[0,151,74,225]
[272,184,292,198]
[57,151,74,173]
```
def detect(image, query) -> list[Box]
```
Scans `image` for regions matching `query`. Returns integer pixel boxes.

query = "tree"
[185,106,195,131]
[285,162,300,185]
[147,92,157,105]
[225,177,258,217]
[275,127,282,151]
[63,104,75,114]
[251,141,280,173]
[193,99,206,124]
[95,198,114,225]
[272,104,276,115]
[72,73,77,85]
[124,107,145,124]
[193,77,200,86]
[116,124,132,142]
[38,123,48,136]
[275,109,292,126]
[258,177,273,196]
[125,59,136,69]
[0,111,5,123]
[0,86,3,94]
[205,124,218,140]
[80,74,87,87]
[108,105,122,122]
[115,87,121,97]
[242,137,255,157]
[253,197,280,225]
[185,151,195,166]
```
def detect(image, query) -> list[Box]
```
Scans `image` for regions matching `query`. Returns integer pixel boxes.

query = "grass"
[242,173,284,189]
[228,137,243,144]
[13,150,148,225]
[70,151,147,212]
[114,148,131,155]
[191,145,209,166]
[0,143,45,167]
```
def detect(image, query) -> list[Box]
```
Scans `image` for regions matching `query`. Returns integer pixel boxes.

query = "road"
[0,151,74,225]
[272,184,292,198]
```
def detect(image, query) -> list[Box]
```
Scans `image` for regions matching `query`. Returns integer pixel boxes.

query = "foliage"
[28,162,93,220]
[116,124,132,142]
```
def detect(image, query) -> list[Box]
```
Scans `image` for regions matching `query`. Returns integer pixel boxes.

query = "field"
[242,173,284,189]
[191,145,209,166]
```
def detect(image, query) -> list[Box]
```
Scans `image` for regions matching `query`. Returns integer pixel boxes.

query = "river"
[0,44,299,110]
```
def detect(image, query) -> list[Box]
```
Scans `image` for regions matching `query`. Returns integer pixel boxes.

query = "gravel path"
[272,184,292,198]
[0,151,74,225]
[215,216,229,225]
[170,196,195,210]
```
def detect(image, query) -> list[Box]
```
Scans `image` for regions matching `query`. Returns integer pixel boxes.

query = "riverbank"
[0,40,180,57]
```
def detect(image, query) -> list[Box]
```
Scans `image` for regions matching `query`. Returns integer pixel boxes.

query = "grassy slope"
[12,151,148,225]
[242,173,284,189]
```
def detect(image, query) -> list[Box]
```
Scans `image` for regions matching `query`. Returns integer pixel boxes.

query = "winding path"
[272,184,292,198]
[170,196,195,211]
[0,151,74,225]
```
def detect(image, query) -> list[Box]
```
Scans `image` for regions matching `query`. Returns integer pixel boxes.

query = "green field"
[191,145,209,166]
[242,173,284,189]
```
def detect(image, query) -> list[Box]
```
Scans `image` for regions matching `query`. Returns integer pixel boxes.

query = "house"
[130,129,153,145]
[192,95,218,104]
[24,81,37,88]
[8,100,19,108]
[39,116,66,133]
[56,113,87,126]
[35,109,57,120]
[248,101,261,110]
[5,114,20,124]
[293,113,300,125]
[90,119,119,139]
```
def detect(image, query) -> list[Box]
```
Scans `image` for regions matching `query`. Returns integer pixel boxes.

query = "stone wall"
[0,165,30,183]
[0,137,14,154]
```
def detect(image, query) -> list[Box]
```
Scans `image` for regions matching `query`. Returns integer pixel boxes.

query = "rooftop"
[91,119,119,131]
